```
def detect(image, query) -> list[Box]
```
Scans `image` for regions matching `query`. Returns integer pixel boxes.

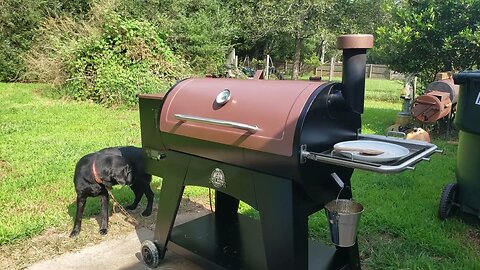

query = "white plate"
[333,140,410,163]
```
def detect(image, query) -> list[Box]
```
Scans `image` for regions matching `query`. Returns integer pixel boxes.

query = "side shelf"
[301,134,441,173]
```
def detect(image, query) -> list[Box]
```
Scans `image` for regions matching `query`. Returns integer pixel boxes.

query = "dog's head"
[110,158,133,186]
[97,155,134,188]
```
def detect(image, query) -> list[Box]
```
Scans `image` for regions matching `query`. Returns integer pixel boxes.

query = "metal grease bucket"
[325,199,364,247]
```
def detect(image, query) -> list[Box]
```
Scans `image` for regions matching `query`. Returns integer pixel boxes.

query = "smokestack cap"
[337,34,374,49]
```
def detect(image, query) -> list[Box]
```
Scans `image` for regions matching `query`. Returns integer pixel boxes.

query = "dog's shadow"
[67,183,211,268]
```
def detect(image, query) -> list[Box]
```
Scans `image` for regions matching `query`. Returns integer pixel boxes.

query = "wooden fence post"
[265,55,270,80]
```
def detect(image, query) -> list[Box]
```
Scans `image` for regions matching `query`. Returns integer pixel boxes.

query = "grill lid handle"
[174,114,259,133]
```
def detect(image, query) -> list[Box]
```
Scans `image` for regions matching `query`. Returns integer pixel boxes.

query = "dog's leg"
[99,192,109,235]
[126,186,142,211]
[142,182,154,216]
[70,195,87,237]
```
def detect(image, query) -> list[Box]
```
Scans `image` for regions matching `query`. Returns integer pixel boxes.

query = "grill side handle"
[174,114,259,133]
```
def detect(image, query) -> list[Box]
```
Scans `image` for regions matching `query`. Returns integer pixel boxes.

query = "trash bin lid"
[453,70,480,85]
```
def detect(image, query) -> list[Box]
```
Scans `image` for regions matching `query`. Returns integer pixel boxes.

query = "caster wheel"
[438,183,458,220]
[141,240,161,268]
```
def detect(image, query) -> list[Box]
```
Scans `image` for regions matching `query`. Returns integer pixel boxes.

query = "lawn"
[1,80,479,269]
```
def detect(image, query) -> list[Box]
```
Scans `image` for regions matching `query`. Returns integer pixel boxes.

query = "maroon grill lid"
[160,78,325,156]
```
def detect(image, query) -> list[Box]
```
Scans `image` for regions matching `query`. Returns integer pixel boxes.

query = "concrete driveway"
[28,211,208,270]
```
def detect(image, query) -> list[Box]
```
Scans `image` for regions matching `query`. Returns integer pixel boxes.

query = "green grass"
[1,80,479,269]
[301,75,404,103]
[0,83,144,244]
[308,80,479,269]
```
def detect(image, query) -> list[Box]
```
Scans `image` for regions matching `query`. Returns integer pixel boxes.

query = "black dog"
[70,146,153,237]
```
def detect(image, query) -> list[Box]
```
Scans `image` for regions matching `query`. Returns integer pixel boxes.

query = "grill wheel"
[438,183,458,220]
[141,240,161,268]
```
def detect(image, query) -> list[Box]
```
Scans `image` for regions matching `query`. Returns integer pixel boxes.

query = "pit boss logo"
[210,168,226,188]
[476,91,480,106]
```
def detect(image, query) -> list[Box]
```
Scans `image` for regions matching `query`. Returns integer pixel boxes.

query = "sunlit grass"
[0,83,141,244]
[1,81,478,269]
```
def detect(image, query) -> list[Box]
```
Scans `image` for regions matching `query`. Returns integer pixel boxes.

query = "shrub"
[26,6,191,107]
[64,12,190,106]
[0,0,90,82]
[0,1,44,81]
[148,0,237,74]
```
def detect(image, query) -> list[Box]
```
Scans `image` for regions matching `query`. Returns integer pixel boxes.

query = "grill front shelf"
[301,134,440,173]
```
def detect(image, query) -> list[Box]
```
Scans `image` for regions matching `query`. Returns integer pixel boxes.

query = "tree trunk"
[292,35,303,80]
[444,61,453,72]
[320,40,326,64]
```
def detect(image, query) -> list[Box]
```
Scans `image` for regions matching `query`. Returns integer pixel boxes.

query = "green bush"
[148,0,237,74]
[26,7,191,107]
[0,1,43,81]
[0,0,90,82]
[64,12,190,106]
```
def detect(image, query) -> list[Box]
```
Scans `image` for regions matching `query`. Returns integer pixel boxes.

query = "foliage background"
[1,0,479,103]
[1,1,480,268]
[374,0,480,84]
[2,81,479,269]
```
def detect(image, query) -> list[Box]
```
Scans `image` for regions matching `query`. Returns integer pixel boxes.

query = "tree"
[285,1,332,79]
[226,0,294,66]
[113,0,236,73]
[227,0,392,79]
[283,0,394,79]
[376,0,480,83]
[330,0,393,34]
[151,0,237,73]
[228,0,335,79]
[314,0,393,65]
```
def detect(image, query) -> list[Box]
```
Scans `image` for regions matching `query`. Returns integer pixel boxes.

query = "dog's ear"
[105,167,115,181]
[108,163,132,186]
[124,165,133,185]
[103,160,119,184]
[101,167,116,188]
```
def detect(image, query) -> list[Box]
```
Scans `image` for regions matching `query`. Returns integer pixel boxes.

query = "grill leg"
[215,191,239,219]
[336,240,361,270]
[255,175,308,270]
[153,155,189,259]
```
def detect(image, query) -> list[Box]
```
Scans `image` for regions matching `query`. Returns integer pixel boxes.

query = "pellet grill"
[137,35,439,270]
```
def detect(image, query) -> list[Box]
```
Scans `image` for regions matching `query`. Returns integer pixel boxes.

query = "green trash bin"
[438,71,480,220]
[453,71,480,134]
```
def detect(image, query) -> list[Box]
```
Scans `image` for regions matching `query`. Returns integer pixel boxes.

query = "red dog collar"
[92,160,103,184]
